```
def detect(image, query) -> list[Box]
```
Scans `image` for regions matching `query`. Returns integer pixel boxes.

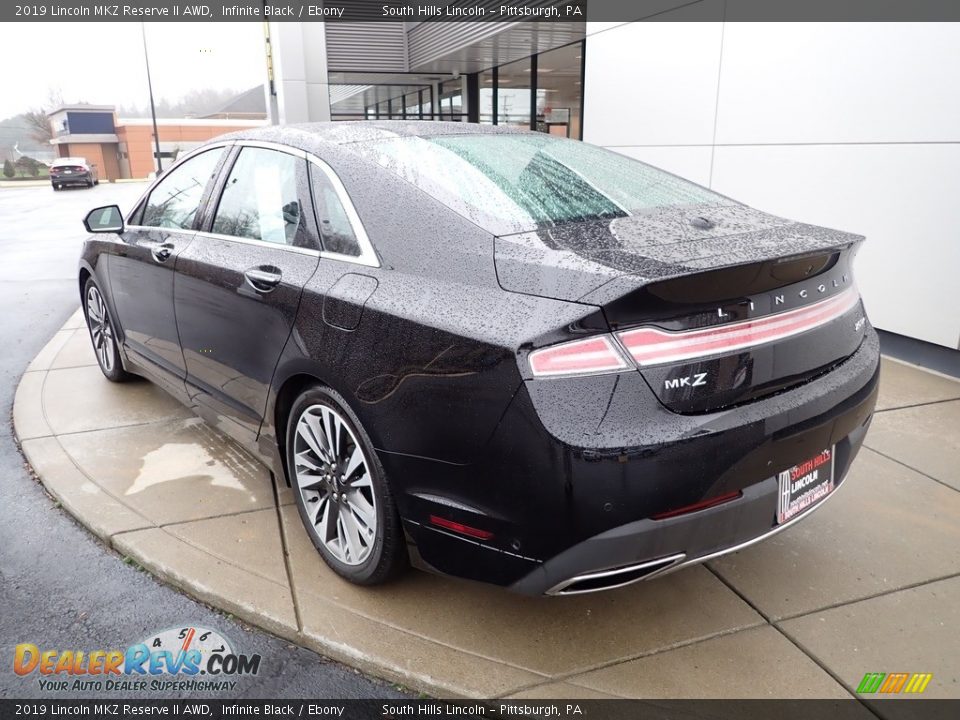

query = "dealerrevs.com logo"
[14,626,261,693]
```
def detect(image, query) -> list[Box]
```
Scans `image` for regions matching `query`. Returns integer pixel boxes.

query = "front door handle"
[244,266,283,293]
[151,242,174,263]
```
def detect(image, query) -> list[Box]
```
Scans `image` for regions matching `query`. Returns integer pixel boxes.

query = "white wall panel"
[711,143,960,348]
[276,80,308,124]
[582,22,723,147]
[611,145,714,187]
[584,22,960,348]
[305,84,332,122]
[715,23,960,145]
[586,22,629,37]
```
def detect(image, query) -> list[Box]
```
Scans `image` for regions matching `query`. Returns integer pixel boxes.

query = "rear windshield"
[347,133,730,234]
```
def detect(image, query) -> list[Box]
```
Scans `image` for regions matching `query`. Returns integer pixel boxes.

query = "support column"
[466,73,479,123]
[268,21,331,124]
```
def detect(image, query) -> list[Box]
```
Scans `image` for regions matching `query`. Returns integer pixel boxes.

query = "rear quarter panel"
[264,161,605,468]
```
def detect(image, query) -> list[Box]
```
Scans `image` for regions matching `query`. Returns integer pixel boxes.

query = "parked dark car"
[51,157,99,190]
[78,122,879,595]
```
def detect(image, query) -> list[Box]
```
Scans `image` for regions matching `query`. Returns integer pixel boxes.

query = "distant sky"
[0,22,265,119]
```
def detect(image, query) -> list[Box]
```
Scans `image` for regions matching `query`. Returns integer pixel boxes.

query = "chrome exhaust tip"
[545,553,687,596]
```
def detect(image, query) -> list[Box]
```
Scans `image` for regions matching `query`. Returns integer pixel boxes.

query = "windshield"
[348,133,731,234]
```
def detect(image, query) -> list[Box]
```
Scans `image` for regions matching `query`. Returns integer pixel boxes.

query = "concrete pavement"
[13,309,960,701]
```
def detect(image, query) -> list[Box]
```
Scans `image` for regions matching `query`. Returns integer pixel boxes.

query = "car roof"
[52,157,87,165]
[220,120,529,152]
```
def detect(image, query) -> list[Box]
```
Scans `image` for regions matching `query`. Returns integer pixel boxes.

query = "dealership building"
[47,104,265,180]
[256,19,959,355]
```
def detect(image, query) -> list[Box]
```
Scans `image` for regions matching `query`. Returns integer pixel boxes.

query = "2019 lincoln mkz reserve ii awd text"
[77,121,879,596]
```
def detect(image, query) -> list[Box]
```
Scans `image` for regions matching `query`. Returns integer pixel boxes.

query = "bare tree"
[22,88,65,145]
[23,109,53,144]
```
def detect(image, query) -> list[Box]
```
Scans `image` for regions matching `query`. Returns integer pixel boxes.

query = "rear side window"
[310,164,362,257]
[141,147,224,230]
[212,147,313,248]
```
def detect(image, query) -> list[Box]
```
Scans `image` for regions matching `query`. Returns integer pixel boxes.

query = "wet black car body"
[78,122,879,595]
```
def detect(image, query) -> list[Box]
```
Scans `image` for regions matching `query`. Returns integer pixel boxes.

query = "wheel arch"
[78,262,94,302]
[79,257,136,378]
[271,371,328,487]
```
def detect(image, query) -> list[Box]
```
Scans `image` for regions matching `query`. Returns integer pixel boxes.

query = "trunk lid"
[497,204,868,413]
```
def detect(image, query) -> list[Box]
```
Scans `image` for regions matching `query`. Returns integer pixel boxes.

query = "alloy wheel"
[293,404,377,566]
[85,285,115,373]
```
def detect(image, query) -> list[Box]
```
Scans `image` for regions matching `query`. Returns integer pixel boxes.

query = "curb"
[11,319,489,698]
[0,180,50,188]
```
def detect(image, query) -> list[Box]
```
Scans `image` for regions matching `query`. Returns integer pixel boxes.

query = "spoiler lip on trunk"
[494,203,864,306]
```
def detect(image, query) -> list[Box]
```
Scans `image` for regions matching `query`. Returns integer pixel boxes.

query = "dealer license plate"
[776,447,835,524]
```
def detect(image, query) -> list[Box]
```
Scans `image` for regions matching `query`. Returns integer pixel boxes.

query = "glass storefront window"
[326,45,583,132]
[535,42,583,139]
[479,69,495,124]
[496,56,532,129]
[330,80,431,120]
[437,82,464,121]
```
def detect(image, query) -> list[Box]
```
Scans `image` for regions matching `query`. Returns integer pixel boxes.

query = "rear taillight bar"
[619,287,860,367]
[528,335,629,378]
[529,287,860,378]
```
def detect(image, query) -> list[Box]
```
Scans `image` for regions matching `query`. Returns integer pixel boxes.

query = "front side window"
[212,147,312,247]
[310,164,362,257]
[141,147,224,230]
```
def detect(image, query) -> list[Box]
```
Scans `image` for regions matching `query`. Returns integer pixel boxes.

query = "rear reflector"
[429,515,494,540]
[651,490,742,520]
[528,335,629,378]
[617,287,860,367]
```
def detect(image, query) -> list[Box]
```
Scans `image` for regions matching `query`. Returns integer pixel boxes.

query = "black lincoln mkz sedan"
[79,122,879,595]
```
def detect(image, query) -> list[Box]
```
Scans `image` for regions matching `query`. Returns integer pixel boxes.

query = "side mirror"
[83,205,124,234]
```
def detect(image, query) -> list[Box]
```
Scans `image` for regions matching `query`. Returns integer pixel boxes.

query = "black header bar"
[6,0,960,23]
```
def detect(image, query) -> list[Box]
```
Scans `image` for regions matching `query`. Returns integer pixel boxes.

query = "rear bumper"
[392,327,881,594]
[511,330,880,595]
[51,173,91,185]
[513,411,871,595]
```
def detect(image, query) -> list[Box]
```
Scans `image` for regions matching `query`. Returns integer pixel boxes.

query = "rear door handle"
[151,242,174,263]
[244,267,283,293]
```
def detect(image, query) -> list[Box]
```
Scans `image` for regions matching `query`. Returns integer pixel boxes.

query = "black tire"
[82,277,131,383]
[286,385,407,585]
[52,184,60,191]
